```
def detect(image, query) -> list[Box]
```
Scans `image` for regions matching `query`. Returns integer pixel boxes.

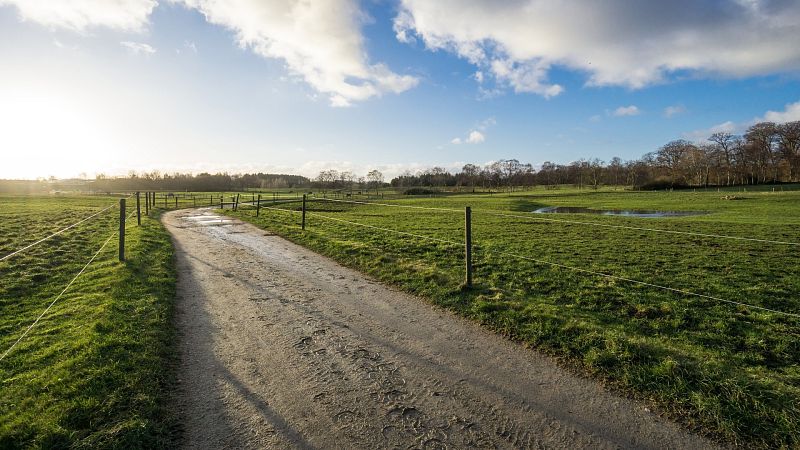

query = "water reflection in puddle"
[532,206,707,218]
[185,214,235,225]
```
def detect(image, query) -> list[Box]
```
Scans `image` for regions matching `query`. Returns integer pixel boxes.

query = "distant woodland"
[2,120,797,193]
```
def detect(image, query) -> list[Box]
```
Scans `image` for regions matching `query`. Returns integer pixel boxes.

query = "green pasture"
[0,195,177,448]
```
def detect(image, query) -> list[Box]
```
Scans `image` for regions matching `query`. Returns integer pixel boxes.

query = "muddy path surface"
[164,208,717,449]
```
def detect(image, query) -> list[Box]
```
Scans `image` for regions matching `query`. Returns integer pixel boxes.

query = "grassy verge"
[0,195,177,448]
[226,188,800,448]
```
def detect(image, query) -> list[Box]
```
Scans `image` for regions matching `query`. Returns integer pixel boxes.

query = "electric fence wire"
[0,208,138,362]
[314,197,800,246]
[1,201,121,262]
[481,210,800,246]
[307,211,464,246]
[476,245,800,319]
[302,211,800,319]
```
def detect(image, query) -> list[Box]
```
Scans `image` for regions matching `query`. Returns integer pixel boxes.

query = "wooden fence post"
[175,196,178,208]
[164,194,167,209]
[145,190,149,215]
[465,206,472,288]
[302,194,306,230]
[136,192,141,226]
[119,198,126,261]
[256,194,261,217]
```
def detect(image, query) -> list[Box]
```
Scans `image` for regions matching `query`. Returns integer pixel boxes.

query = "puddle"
[532,206,707,218]
[185,214,236,225]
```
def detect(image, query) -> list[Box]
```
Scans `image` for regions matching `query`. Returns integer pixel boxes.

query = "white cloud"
[451,130,485,145]
[466,130,485,143]
[176,0,418,106]
[0,0,156,32]
[685,101,800,141]
[452,117,493,144]
[663,105,686,118]
[1,0,417,106]
[120,41,156,55]
[613,105,640,117]
[757,101,800,123]
[395,1,800,97]
[184,40,197,53]
[684,121,738,141]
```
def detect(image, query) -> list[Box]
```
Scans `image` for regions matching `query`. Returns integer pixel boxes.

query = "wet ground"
[533,206,707,218]
[165,208,718,449]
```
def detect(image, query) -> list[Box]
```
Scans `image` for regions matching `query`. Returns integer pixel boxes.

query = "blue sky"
[1,0,798,179]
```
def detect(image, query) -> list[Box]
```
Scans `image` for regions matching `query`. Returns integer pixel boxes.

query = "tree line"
[388,120,800,190]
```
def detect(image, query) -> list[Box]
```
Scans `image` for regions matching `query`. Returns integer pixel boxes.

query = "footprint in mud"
[294,336,313,349]
[334,410,357,427]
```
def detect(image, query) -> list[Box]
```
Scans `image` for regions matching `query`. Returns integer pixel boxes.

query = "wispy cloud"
[120,41,156,55]
[612,105,640,117]
[684,100,800,141]
[663,105,686,118]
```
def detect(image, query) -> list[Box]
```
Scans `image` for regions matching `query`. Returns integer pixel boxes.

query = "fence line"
[0,208,137,362]
[314,198,800,246]
[307,211,464,246]
[264,206,799,320]
[482,210,800,246]
[1,202,119,262]
[315,197,462,213]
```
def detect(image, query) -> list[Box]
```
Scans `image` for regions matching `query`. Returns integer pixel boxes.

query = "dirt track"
[164,208,717,449]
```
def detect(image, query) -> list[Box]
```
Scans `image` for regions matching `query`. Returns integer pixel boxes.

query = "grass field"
[226,187,800,448]
[0,195,177,448]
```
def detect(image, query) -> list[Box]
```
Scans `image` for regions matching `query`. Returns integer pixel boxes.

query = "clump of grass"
[0,195,177,448]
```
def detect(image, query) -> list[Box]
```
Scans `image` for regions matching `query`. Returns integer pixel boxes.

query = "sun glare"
[0,90,115,179]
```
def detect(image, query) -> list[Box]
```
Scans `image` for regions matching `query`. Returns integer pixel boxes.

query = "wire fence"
[1,197,140,361]
[231,196,800,321]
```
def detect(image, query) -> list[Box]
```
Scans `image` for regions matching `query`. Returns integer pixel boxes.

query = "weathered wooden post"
[302,194,306,230]
[145,190,149,215]
[136,191,141,226]
[164,194,167,208]
[465,206,472,288]
[256,194,261,217]
[175,196,178,208]
[119,198,126,261]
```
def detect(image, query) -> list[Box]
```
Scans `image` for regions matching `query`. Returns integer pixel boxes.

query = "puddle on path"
[532,206,707,218]
[185,214,236,225]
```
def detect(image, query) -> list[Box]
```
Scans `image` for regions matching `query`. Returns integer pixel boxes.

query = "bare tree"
[777,121,800,181]
[366,169,383,196]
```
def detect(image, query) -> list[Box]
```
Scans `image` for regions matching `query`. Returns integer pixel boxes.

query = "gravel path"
[164,208,717,449]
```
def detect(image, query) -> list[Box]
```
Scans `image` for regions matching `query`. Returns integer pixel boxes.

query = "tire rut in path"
[164,209,718,449]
